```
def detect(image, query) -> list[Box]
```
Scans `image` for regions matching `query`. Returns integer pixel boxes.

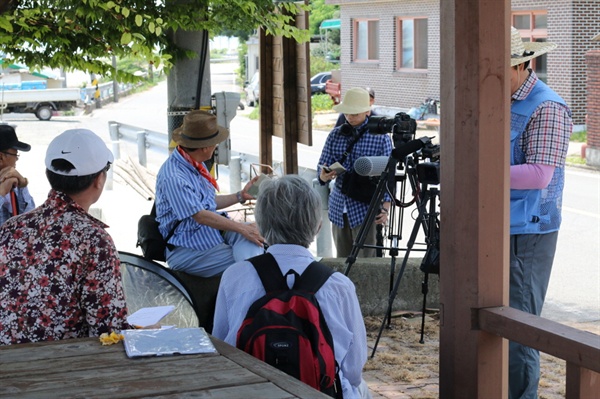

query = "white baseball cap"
[45,129,114,176]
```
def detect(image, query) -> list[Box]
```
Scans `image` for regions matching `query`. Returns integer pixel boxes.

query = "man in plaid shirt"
[317,88,392,258]
[508,26,573,399]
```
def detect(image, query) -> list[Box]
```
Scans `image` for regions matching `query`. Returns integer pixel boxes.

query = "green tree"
[308,0,338,36]
[0,0,310,82]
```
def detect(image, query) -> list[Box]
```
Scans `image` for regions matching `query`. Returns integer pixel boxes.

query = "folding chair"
[118,251,200,328]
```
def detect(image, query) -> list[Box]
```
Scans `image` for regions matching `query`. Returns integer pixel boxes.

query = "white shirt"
[213,244,368,398]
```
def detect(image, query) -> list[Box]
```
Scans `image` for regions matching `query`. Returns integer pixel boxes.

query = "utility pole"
[166,0,211,143]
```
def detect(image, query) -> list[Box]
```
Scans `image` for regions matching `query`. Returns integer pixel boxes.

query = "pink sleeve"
[510,163,555,189]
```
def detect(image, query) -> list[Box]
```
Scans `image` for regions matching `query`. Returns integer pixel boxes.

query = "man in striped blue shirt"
[155,110,264,277]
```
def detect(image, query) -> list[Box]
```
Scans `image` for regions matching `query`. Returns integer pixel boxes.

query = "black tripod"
[344,156,440,358]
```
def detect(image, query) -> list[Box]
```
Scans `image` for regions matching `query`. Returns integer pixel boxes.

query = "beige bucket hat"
[511,26,557,67]
[173,110,229,148]
[333,87,371,114]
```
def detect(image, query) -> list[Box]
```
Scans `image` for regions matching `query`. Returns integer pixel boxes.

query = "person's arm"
[212,278,230,340]
[317,130,340,185]
[337,281,368,393]
[18,187,35,213]
[215,175,260,209]
[193,210,264,247]
[510,163,555,189]
[83,234,129,336]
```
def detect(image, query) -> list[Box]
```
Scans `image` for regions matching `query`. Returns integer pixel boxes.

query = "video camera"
[367,112,440,185]
[367,112,418,144]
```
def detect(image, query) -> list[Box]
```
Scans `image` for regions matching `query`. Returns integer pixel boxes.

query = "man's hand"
[0,167,27,190]
[374,206,390,226]
[319,167,337,183]
[238,222,265,247]
[0,167,24,196]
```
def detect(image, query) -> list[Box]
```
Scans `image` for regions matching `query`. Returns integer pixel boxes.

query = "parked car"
[244,72,259,107]
[310,72,331,95]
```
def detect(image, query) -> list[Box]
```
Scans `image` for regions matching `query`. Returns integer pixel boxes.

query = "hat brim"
[332,103,372,115]
[593,33,600,41]
[511,41,557,67]
[12,140,31,152]
[173,125,229,148]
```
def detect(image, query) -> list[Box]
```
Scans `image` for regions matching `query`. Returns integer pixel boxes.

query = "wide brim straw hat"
[593,33,600,41]
[510,26,557,67]
[173,110,229,148]
[333,87,371,114]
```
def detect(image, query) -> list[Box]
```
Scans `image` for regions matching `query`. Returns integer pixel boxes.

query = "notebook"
[122,327,217,358]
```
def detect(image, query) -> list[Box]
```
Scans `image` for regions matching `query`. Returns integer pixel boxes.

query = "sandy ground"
[361,313,599,399]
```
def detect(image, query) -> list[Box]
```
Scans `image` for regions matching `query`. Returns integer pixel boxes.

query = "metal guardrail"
[83,82,138,104]
[108,121,168,167]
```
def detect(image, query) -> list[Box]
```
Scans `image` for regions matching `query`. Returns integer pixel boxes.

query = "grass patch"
[311,93,334,112]
[571,130,587,142]
[566,155,586,165]
[248,105,259,120]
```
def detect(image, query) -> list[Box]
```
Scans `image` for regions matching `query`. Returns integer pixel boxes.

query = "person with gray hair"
[213,175,372,398]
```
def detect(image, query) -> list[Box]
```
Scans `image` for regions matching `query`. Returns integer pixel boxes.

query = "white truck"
[0,87,82,120]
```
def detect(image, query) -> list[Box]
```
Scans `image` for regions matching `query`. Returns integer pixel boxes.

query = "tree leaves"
[0,0,309,83]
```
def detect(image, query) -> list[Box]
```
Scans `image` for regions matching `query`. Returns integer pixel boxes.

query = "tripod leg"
[419,272,429,344]
[370,207,423,358]
[344,160,396,276]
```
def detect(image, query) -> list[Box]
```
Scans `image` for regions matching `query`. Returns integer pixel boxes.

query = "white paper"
[127,305,175,328]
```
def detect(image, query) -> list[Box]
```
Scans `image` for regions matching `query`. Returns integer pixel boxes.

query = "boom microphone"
[391,137,431,160]
[354,156,390,177]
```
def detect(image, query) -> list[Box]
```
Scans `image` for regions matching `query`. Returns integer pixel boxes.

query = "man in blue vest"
[508,26,573,399]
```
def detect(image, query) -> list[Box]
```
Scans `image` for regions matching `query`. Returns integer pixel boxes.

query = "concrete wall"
[322,257,440,316]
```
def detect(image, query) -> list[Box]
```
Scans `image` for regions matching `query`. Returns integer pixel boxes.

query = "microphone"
[391,137,431,160]
[354,156,390,177]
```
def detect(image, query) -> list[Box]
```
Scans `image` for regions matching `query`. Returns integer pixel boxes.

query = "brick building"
[327,0,600,128]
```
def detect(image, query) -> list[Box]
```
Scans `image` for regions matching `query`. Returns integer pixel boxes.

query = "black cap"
[0,124,31,152]
[366,87,375,98]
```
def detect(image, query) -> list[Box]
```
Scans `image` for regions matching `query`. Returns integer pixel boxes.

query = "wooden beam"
[478,307,600,372]
[259,28,273,169]
[439,0,510,397]
[566,363,600,399]
[282,34,299,174]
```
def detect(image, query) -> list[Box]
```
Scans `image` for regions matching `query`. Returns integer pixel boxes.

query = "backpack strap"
[248,253,336,295]
[151,202,181,245]
[248,253,289,293]
[294,261,335,293]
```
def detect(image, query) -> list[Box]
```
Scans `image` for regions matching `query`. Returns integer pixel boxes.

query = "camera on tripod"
[366,111,440,186]
[367,112,417,143]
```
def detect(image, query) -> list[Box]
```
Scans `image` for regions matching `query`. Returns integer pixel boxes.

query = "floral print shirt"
[0,189,128,345]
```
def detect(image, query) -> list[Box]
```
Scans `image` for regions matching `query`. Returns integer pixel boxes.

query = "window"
[353,19,379,61]
[512,11,549,82]
[397,17,428,70]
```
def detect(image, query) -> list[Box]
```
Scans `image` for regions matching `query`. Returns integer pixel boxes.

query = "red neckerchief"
[177,146,219,191]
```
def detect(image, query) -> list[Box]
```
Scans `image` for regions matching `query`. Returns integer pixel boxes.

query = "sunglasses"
[1,151,19,160]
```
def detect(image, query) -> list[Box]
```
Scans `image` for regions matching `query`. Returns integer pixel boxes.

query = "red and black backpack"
[236,253,343,398]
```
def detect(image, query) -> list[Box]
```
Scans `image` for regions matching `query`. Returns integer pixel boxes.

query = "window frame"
[352,18,380,63]
[396,16,429,71]
[512,11,549,82]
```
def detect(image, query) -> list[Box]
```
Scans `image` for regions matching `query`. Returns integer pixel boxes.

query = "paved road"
[3,72,598,325]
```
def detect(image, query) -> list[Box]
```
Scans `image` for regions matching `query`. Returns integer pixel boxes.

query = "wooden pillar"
[259,28,274,170]
[282,35,299,174]
[439,1,510,397]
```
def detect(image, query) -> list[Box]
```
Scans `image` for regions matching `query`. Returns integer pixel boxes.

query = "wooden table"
[0,336,329,398]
